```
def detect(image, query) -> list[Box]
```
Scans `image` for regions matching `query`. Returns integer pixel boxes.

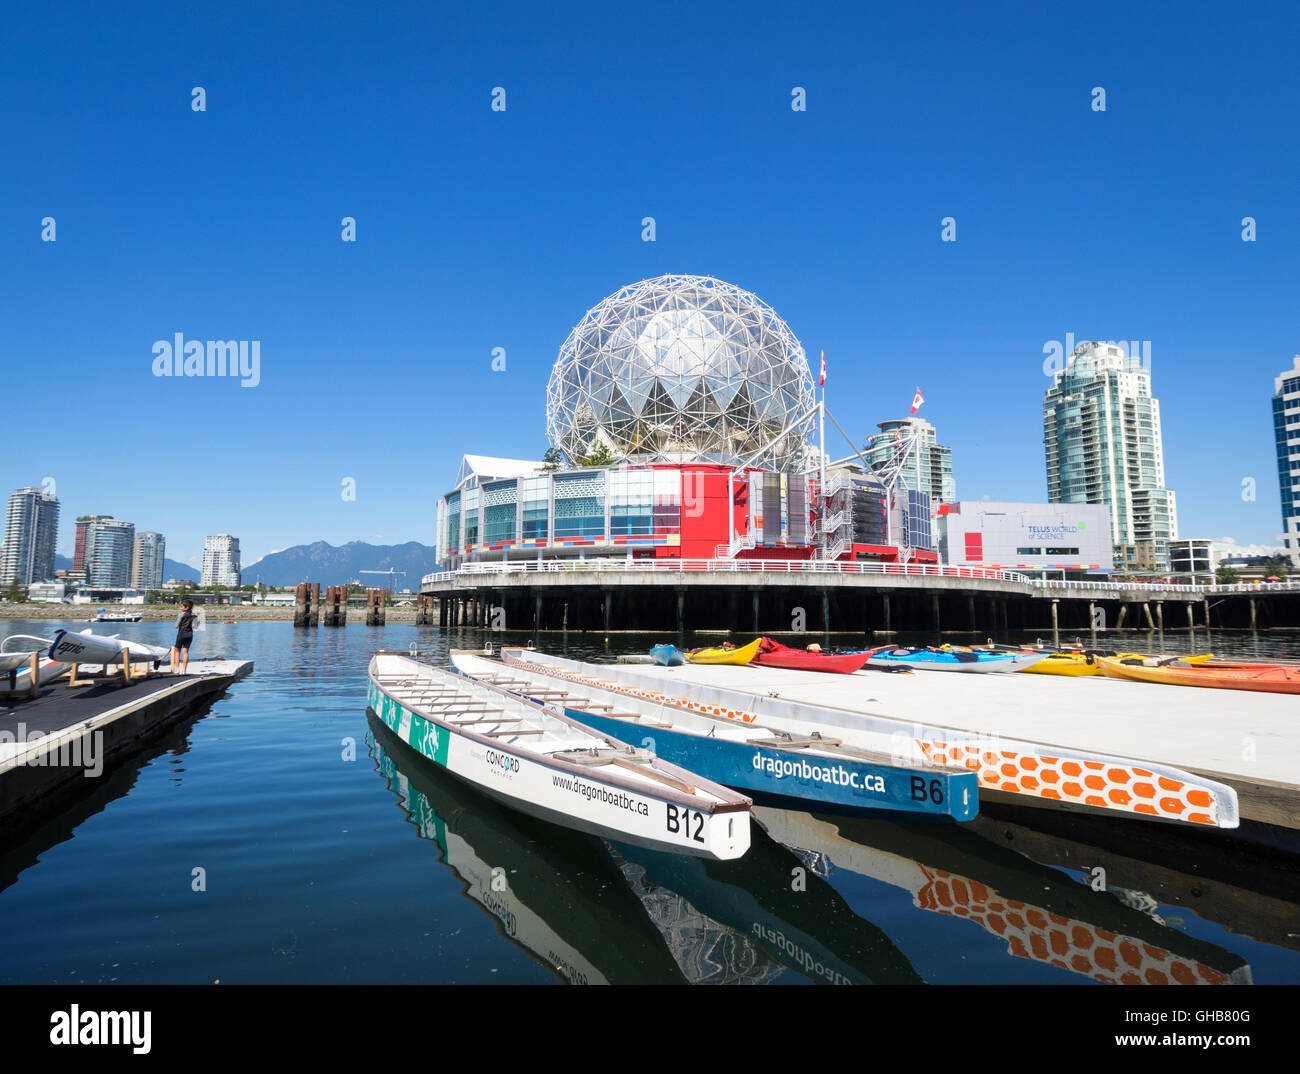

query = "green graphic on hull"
[369,684,450,767]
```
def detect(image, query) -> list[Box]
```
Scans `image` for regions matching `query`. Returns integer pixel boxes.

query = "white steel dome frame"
[546,274,815,470]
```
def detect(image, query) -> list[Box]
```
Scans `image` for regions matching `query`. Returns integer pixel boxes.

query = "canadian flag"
[819,350,826,387]
[910,387,924,414]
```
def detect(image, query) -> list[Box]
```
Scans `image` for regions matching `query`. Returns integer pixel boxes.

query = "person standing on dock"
[173,599,197,674]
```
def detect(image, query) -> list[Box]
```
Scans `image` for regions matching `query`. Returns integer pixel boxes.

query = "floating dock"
[0,659,253,838]
[567,659,1299,832]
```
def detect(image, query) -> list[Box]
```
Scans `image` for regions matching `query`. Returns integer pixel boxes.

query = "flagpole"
[818,351,827,557]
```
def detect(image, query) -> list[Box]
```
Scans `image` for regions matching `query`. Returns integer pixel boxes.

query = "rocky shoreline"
[0,604,419,623]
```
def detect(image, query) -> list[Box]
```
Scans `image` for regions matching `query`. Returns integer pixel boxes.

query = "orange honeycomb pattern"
[504,654,1226,826]
[916,866,1231,985]
[918,743,1220,826]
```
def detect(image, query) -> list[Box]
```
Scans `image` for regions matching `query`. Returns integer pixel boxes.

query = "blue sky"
[3,2,1297,568]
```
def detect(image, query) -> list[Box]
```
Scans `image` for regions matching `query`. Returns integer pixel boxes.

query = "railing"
[425,560,1300,597]
[445,558,1031,584]
[1029,578,1300,596]
[816,511,848,533]
[821,473,853,498]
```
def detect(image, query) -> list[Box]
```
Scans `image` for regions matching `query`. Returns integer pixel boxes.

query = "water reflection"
[757,809,1252,985]
[367,710,922,984]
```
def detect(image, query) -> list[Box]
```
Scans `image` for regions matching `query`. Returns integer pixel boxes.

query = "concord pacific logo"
[484,749,519,773]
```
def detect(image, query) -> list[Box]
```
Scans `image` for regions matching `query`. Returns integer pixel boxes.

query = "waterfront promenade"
[419,559,1300,634]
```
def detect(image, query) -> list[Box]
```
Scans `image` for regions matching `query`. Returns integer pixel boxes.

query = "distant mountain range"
[53,541,439,589]
[55,554,200,583]
[241,541,439,588]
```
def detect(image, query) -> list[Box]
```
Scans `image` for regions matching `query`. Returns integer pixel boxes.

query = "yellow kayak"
[686,638,762,665]
[940,645,1213,677]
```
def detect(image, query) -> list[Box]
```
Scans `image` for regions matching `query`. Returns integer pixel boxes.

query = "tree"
[1263,555,1290,580]
[577,442,617,468]
[540,446,564,472]
[1215,564,1240,585]
[4,577,23,603]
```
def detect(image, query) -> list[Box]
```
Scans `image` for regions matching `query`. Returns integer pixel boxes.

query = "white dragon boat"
[368,652,751,859]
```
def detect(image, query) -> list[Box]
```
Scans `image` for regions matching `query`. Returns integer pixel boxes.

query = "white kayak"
[48,628,171,667]
[368,652,752,860]
[0,634,67,693]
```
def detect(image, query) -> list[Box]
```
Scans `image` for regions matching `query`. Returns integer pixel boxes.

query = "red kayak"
[753,637,870,674]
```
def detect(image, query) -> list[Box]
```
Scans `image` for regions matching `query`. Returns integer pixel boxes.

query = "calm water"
[1,618,1298,985]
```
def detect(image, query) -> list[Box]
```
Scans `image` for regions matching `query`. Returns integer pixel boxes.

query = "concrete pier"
[0,659,254,839]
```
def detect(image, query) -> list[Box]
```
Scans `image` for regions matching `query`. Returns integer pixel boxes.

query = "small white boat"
[368,652,752,859]
[0,634,67,694]
[48,628,171,668]
[91,611,143,623]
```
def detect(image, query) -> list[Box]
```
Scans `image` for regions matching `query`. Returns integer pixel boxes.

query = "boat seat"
[453,716,522,726]
[749,734,843,749]
[483,728,546,737]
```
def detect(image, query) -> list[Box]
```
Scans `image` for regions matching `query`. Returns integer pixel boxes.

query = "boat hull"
[366,662,750,859]
[863,649,1046,673]
[754,639,871,674]
[500,648,1240,830]
[555,704,977,820]
[48,628,170,666]
[0,655,65,693]
[686,638,761,665]
[1095,657,1300,694]
[650,645,685,667]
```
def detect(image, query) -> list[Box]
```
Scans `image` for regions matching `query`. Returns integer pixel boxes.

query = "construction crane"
[358,568,406,593]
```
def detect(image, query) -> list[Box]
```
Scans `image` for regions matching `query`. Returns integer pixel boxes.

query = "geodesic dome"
[546,274,815,470]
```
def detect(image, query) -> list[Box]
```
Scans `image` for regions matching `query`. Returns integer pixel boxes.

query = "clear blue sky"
[3,1,1297,568]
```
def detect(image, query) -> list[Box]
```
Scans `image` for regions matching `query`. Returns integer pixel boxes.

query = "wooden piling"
[309,583,320,627]
[366,588,386,626]
[323,585,346,627]
[294,582,311,628]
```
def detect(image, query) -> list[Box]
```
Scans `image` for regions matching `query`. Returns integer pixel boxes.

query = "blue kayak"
[650,644,685,667]
[859,646,1046,674]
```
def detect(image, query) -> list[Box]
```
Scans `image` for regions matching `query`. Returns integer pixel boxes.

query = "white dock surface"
[621,662,1299,824]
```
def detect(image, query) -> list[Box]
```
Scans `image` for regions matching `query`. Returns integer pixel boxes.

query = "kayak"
[686,638,761,666]
[0,634,67,693]
[1094,656,1300,694]
[945,644,1214,677]
[862,646,1048,673]
[754,638,870,675]
[650,644,685,667]
[48,628,171,667]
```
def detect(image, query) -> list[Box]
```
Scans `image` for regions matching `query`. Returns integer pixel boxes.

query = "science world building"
[436,274,935,570]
